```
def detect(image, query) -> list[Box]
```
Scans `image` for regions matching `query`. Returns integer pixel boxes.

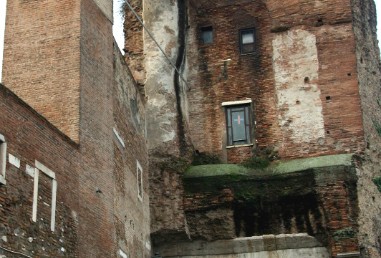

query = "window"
[223,101,252,146]
[239,28,255,54]
[0,134,6,184]
[200,26,213,44]
[32,161,57,231]
[137,160,143,202]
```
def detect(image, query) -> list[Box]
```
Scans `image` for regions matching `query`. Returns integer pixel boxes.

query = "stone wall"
[157,233,330,258]
[351,0,381,257]
[142,0,193,245]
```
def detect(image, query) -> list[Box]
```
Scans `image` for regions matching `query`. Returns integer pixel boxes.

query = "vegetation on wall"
[192,151,222,165]
[372,177,381,192]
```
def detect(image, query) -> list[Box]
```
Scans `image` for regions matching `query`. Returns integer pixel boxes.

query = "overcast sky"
[113,0,125,52]
[0,0,380,82]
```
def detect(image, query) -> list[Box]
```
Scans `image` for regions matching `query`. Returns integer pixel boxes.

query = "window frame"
[32,160,57,232]
[222,100,253,147]
[0,134,7,184]
[200,26,213,44]
[239,28,256,55]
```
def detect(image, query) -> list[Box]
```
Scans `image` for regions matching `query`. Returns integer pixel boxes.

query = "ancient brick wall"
[186,0,365,163]
[2,0,81,142]
[0,0,151,256]
[0,84,80,257]
[124,0,146,87]
[183,165,359,257]
[113,45,151,257]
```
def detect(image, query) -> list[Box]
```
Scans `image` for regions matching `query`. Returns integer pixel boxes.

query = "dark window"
[240,28,255,54]
[200,26,213,44]
[226,105,252,146]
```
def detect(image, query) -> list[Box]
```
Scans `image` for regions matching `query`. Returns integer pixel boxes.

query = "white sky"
[0,0,380,81]
[113,0,125,52]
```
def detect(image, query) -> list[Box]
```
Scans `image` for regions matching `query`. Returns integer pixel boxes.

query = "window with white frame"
[32,161,57,231]
[136,160,143,202]
[0,134,7,184]
[222,100,253,146]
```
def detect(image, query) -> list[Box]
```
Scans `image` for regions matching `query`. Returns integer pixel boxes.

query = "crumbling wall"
[142,0,193,246]
[183,162,359,257]
[351,0,381,257]
[124,0,146,87]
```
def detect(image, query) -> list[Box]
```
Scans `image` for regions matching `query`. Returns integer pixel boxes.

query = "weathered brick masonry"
[2,0,81,142]
[186,0,365,163]
[0,0,150,257]
[0,84,80,257]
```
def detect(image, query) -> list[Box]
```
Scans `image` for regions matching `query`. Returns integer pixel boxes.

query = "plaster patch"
[272,29,325,143]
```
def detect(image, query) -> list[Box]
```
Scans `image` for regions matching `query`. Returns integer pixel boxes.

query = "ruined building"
[0,0,380,257]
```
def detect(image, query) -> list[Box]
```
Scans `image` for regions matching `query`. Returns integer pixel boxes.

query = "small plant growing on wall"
[241,146,278,169]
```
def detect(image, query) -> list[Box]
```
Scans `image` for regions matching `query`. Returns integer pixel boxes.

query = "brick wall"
[0,0,151,256]
[183,165,359,257]
[2,0,81,142]
[0,84,80,257]
[113,44,151,258]
[186,0,365,163]
[124,0,145,87]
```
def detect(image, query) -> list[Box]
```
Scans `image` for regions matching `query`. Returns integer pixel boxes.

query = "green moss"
[271,154,353,174]
[333,227,356,241]
[373,120,381,137]
[372,177,381,192]
[184,164,249,178]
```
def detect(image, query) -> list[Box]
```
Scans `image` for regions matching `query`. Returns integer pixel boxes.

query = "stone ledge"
[158,233,325,257]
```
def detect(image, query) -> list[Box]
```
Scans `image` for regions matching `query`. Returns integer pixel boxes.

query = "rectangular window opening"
[32,161,57,232]
[225,104,252,146]
[0,134,7,184]
[240,28,255,54]
[200,26,213,44]
[137,160,143,202]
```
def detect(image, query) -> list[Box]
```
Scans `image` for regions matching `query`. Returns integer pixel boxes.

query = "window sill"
[226,144,253,149]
